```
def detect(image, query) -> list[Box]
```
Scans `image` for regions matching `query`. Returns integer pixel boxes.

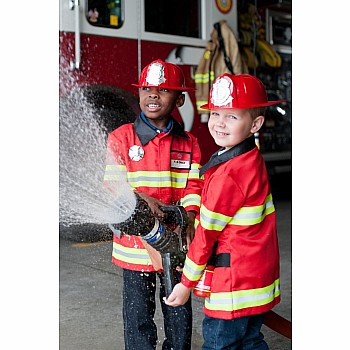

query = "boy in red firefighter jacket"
[165,74,284,350]
[104,59,203,350]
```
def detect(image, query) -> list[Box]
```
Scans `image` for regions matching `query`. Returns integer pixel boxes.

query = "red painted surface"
[59,32,218,163]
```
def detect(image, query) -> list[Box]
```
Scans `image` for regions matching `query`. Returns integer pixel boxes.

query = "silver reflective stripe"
[201,211,227,227]
[209,285,280,306]
[128,175,187,184]
[113,247,149,260]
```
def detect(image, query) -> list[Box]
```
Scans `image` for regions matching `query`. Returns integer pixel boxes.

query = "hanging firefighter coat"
[181,136,280,319]
[194,20,249,113]
[104,114,203,272]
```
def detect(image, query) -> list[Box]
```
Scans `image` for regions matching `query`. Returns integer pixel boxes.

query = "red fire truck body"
[59,0,240,163]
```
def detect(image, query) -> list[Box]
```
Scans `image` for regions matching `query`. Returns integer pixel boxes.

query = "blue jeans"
[122,269,192,350]
[202,314,268,350]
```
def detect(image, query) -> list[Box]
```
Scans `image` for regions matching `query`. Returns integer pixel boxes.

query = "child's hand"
[163,282,192,307]
[136,192,166,219]
[175,265,183,273]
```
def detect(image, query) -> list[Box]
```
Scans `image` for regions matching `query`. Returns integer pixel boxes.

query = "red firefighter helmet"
[132,59,195,91]
[200,73,286,109]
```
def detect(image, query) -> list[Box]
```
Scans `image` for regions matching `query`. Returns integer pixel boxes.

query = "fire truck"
[59,0,291,241]
[59,0,241,163]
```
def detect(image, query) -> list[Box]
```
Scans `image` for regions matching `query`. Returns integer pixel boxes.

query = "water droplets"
[59,82,136,227]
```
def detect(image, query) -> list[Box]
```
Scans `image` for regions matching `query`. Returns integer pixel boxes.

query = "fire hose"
[108,193,188,298]
[108,193,291,339]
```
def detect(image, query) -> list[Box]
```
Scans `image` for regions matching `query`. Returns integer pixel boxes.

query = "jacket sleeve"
[103,129,129,192]
[194,40,217,114]
[181,172,244,288]
[213,20,249,76]
[179,134,203,215]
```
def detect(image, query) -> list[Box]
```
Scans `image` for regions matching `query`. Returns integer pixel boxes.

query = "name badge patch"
[170,151,191,169]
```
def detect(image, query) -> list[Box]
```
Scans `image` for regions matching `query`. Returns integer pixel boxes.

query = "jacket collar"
[134,114,189,146]
[199,135,257,177]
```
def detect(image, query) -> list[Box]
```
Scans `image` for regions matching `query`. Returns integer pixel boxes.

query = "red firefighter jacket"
[181,136,280,319]
[104,114,203,272]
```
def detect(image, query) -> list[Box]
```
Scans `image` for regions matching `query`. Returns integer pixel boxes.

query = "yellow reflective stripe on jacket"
[188,163,201,179]
[182,256,207,281]
[205,278,280,312]
[194,72,209,84]
[103,164,127,181]
[127,170,190,188]
[112,242,152,265]
[231,194,275,226]
[194,71,215,84]
[200,204,231,231]
[200,194,275,230]
[194,217,199,229]
[180,193,201,208]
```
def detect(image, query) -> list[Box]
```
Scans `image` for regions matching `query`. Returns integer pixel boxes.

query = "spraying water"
[59,74,136,228]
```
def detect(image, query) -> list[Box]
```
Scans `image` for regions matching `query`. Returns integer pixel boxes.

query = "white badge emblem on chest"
[128,145,145,161]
